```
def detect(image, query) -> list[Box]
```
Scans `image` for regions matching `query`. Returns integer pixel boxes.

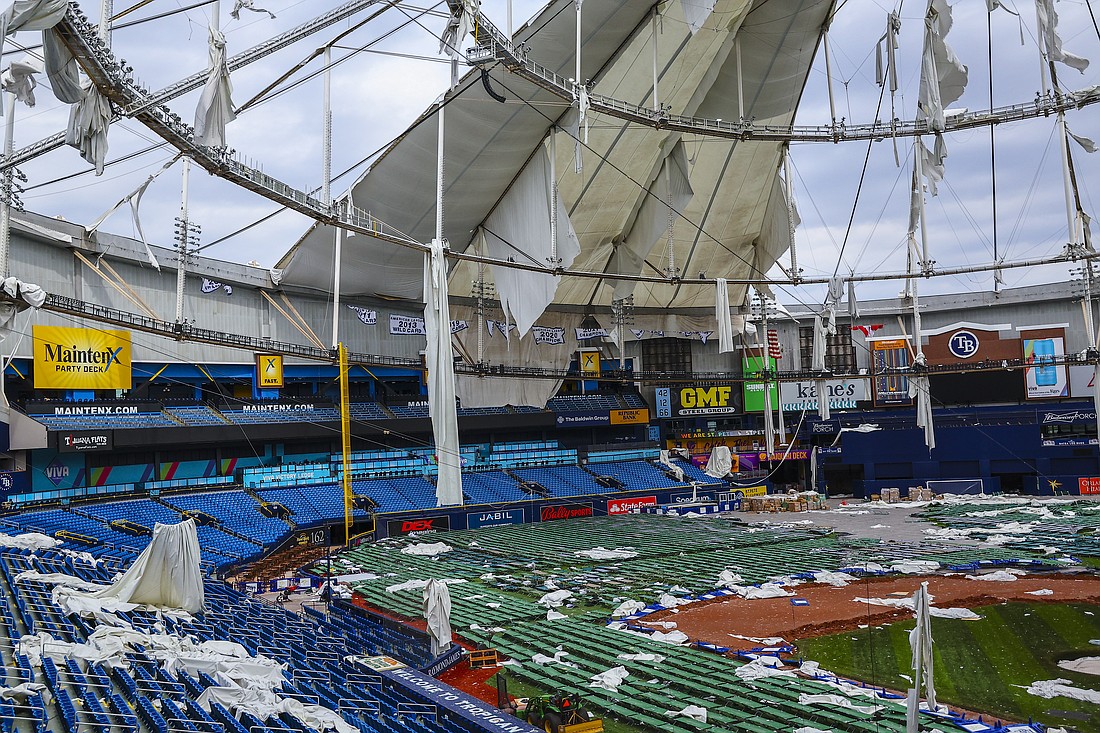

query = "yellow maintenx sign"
[33,326,132,389]
[256,354,284,388]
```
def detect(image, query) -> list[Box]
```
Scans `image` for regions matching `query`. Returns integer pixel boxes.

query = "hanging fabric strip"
[1036,0,1089,73]
[65,81,111,175]
[680,0,715,35]
[908,354,936,450]
[916,0,968,133]
[424,239,463,506]
[847,279,860,320]
[1068,127,1098,154]
[483,146,581,337]
[811,315,832,421]
[577,85,590,144]
[876,12,901,92]
[0,57,38,107]
[0,0,68,115]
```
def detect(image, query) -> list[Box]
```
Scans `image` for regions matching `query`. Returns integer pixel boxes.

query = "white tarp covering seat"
[705,446,733,478]
[538,589,574,608]
[611,600,646,617]
[0,532,59,550]
[401,542,453,557]
[730,583,792,600]
[589,665,629,691]
[799,693,882,715]
[660,450,686,481]
[575,547,638,560]
[1057,657,1100,676]
[198,687,357,733]
[734,657,794,681]
[23,520,204,616]
[1026,678,1100,704]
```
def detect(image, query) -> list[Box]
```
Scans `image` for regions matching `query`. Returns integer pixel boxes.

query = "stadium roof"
[277,0,833,314]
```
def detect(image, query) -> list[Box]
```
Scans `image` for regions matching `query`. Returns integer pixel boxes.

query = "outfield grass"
[491,671,649,733]
[798,602,1100,732]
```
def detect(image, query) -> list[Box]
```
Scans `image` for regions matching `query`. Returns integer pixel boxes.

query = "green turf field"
[798,602,1100,732]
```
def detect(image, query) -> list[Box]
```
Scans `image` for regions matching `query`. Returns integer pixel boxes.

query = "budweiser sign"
[607,496,657,515]
[540,503,594,522]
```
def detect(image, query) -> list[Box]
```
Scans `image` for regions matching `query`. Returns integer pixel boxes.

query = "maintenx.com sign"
[33,325,132,390]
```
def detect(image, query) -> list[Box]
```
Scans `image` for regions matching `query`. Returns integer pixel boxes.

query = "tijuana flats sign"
[540,503,593,522]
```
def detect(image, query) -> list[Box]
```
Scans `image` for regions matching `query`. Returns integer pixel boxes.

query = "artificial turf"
[798,602,1100,732]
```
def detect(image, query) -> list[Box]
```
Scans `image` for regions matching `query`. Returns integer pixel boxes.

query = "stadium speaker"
[352,495,379,511]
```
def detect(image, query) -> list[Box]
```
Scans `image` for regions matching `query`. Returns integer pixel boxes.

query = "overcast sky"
[9,0,1100,308]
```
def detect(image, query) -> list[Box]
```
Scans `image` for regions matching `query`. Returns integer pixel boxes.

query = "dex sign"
[33,326,132,389]
[779,379,867,412]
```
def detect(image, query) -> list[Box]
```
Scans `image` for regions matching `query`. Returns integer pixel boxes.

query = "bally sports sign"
[33,326,132,390]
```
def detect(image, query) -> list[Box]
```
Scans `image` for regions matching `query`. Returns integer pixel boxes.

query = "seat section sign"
[607,496,657,514]
[33,325,132,389]
[466,509,524,529]
[540,503,593,521]
[387,516,450,535]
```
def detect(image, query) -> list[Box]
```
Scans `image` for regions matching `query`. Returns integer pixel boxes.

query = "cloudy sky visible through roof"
[9,0,1100,309]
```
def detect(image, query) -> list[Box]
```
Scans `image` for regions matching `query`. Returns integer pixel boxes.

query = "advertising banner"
[923,323,1020,365]
[239,402,329,413]
[742,357,778,412]
[389,314,426,336]
[1081,478,1100,495]
[466,509,524,529]
[387,516,450,535]
[731,485,767,500]
[607,496,657,514]
[779,379,868,412]
[1024,336,1069,399]
[655,388,672,418]
[871,338,911,406]
[669,489,718,504]
[540,503,593,521]
[256,354,284,388]
[58,430,113,453]
[33,326,132,390]
[671,385,738,416]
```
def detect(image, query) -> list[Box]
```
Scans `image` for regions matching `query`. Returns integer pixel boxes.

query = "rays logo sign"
[33,326,132,390]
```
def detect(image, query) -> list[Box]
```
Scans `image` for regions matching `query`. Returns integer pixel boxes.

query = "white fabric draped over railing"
[482,142,581,337]
[424,239,463,506]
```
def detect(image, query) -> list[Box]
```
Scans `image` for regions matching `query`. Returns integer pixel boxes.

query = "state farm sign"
[607,496,657,515]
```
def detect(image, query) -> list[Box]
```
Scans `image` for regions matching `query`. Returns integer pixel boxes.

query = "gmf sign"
[33,326,132,389]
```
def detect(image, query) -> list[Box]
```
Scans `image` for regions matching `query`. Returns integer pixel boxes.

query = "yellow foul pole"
[338,342,352,545]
